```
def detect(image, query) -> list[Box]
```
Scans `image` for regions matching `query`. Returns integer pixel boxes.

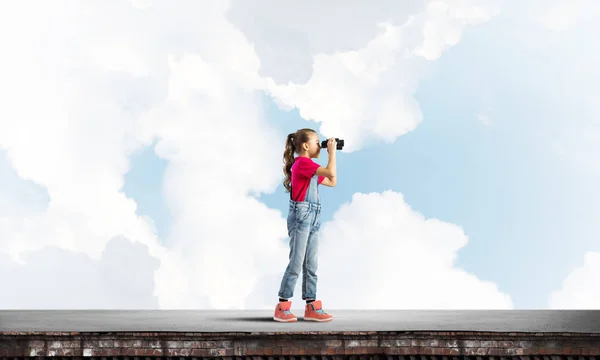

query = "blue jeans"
[278,174,321,300]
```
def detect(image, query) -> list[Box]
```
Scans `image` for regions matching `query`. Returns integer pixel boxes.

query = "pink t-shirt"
[291,156,325,202]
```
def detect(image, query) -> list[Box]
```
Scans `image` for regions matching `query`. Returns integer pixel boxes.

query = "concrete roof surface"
[1,310,599,333]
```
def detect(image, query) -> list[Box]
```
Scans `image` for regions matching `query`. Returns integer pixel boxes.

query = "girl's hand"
[327,138,337,153]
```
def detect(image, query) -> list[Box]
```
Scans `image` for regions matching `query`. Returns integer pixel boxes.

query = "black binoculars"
[321,138,344,150]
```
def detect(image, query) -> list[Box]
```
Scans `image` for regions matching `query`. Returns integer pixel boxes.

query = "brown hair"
[283,128,317,192]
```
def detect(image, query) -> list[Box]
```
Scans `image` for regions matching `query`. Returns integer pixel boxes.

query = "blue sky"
[2,0,599,309]
[120,3,600,309]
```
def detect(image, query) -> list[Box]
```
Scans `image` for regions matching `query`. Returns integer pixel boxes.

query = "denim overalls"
[278,173,321,300]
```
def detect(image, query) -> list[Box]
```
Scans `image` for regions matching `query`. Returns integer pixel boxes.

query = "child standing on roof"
[274,128,337,323]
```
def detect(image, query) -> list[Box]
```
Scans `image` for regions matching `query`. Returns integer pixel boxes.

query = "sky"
[0,0,599,310]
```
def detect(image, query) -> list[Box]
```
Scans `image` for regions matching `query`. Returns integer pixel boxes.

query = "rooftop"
[1,310,599,333]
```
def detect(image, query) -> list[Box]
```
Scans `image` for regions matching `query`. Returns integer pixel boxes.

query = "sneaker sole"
[273,316,297,322]
[304,317,333,322]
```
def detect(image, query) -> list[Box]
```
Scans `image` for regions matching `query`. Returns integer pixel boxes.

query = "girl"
[274,128,337,322]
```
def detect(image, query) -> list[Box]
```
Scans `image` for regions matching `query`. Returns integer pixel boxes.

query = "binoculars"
[321,138,344,150]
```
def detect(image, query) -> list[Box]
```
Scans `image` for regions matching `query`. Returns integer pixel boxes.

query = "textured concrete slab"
[1,310,600,333]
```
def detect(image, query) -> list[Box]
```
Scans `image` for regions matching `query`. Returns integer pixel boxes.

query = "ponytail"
[283,133,295,192]
[282,128,317,193]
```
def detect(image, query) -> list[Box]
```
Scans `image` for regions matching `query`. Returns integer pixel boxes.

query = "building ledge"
[1,310,599,358]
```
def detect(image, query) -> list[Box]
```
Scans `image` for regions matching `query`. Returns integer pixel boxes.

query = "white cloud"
[415,0,502,60]
[245,191,513,310]
[147,53,290,309]
[247,0,502,152]
[262,23,425,153]
[318,191,512,309]
[0,150,49,218]
[534,0,593,32]
[227,0,424,84]
[229,0,500,83]
[548,252,600,309]
[0,0,509,310]
[0,0,166,262]
[0,236,160,309]
[0,0,288,310]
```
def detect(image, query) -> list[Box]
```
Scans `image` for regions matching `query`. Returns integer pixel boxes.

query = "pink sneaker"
[304,300,333,322]
[273,301,297,322]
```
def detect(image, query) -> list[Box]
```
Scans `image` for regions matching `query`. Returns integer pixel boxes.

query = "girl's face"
[304,133,321,158]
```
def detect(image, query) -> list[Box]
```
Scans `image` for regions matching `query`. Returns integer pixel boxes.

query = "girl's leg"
[278,213,312,300]
[302,225,319,300]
